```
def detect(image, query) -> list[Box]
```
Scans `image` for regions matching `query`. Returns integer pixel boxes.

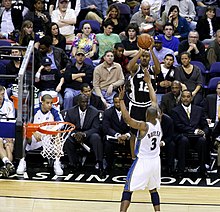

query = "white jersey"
[0,99,15,119]
[135,119,162,159]
[33,105,63,123]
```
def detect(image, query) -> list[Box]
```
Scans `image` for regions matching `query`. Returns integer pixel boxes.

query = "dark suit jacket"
[196,17,220,41]
[161,113,174,144]
[64,105,100,137]
[171,104,209,136]
[160,92,181,117]
[204,94,218,122]
[102,106,130,137]
[73,93,105,111]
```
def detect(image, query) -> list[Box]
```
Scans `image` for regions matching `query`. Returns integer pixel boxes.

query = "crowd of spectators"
[0,0,220,178]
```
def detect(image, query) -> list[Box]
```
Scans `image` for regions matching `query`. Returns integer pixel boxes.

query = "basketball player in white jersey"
[16,94,64,176]
[0,85,16,178]
[119,70,162,212]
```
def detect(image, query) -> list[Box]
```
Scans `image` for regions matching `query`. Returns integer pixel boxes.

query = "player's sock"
[2,157,10,164]
[121,191,132,201]
[151,191,160,206]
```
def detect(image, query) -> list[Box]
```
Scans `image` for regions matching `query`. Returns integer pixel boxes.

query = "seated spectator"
[164,0,197,30]
[196,6,220,45]
[46,22,66,51]
[64,94,104,176]
[130,1,159,35]
[24,0,50,35]
[0,85,15,178]
[49,0,80,17]
[16,94,64,176]
[35,57,64,106]
[156,54,175,103]
[160,80,182,117]
[6,46,22,97]
[178,30,207,66]
[160,23,180,56]
[76,0,108,26]
[122,23,139,59]
[35,35,71,72]
[174,51,203,106]
[0,0,23,39]
[100,43,129,77]
[73,83,105,111]
[71,22,97,59]
[160,5,190,41]
[160,112,175,174]
[104,4,128,37]
[206,29,220,68]
[96,19,121,59]
[204,81,220,151]
[93,50,124,108]
[103,93,131,172]
[18,20,40,46]
[149,35,178,67]
[63,49,94,110]
[51,0,77,42]
[141,0,163,19]
[171,90,209,178]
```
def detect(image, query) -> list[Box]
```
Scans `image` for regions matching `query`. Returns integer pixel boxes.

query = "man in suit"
[171,90,209,178]
[204,81,220,173]
[102,94,131,171]
[204,81,220,124]
[160,80,182,117]
[64,94,104,174]
[0,0,23,38]
[73,83,105,111]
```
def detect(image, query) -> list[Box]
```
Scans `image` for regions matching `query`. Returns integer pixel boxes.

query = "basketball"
[137,34,152,49]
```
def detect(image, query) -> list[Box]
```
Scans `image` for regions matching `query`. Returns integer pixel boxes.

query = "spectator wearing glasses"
[178,30,207,66]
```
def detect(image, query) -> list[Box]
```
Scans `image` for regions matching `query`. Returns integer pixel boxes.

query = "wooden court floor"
[0,180,220,212]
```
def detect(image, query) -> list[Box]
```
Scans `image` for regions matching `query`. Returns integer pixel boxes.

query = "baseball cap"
[42,57,52,66]
[76,48,86,55]
[154,35,162,43]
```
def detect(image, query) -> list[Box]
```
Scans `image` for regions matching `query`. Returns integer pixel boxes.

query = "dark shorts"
[129,105,148,135]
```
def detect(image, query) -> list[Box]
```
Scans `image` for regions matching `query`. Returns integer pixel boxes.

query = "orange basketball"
[137,34,152,49]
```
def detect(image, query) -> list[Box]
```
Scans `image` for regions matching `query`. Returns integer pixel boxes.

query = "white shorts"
[124,156,161,192]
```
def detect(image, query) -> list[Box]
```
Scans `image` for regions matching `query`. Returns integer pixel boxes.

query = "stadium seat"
[132,4,140,14]
[79,20,101,34]
[190,60,209,86]
[209,62,220,78]
[204,77,220,95]
[112,3,131,22]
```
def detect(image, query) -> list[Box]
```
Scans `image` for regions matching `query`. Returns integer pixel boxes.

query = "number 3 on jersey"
[139,81,149,92]
[151,138,157,151]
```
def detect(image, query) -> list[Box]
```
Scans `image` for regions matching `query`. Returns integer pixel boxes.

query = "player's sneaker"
[5,162,15,175]
[0,166,9,178]
[54,160,63,176]
[16,158,26,175]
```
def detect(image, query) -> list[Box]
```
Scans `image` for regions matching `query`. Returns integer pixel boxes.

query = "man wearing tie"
[102,94,131,172]
[64,94,104,175]
[204,81,220,173]
[171,90,209,178]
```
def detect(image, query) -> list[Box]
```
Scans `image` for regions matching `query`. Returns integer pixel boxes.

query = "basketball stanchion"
[26,122,75,160]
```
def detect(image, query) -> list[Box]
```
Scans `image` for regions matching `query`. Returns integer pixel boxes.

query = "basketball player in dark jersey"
[126,37,161,159]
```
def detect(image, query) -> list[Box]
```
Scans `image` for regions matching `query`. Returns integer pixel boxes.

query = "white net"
[39,122,74,160]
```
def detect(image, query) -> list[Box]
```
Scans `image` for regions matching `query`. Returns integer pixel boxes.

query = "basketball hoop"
[37,122,75,160]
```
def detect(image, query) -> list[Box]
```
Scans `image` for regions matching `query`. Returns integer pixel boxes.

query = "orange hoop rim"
[38,121,75,135]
